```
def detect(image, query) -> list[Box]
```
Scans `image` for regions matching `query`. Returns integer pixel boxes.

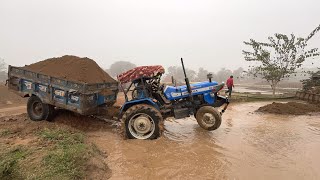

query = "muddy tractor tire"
[121,104,164,140]
[196,106,222,131]
[27,95,54,121]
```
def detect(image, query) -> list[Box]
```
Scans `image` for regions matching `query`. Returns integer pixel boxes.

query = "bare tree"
[243,24,320,95]
[0,59,5,71]
[0,59,7,82]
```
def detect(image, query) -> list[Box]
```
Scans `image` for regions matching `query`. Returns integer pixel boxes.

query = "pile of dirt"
[23,55,116,84]
[257,102,320,115]
[0,85,26,108]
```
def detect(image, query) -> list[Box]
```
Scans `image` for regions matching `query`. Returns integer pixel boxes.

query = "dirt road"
[0,106,26,117]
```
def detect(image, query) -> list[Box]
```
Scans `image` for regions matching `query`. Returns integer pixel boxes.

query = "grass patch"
[0,128,105,180]
[0,146,28,180]
[0,129,11,137]
[38,128,84,146]
[37,128,90,179]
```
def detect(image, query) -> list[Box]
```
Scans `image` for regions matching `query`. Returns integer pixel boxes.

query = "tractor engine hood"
[164,81,225,101]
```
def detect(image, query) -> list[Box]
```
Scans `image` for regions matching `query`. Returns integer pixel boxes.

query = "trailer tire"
[27,96,54,121]
[45,105,55,122]
[196,106,221,131]
[121,104,163,140]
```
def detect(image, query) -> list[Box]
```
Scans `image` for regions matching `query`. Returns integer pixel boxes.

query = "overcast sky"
[0,0,319,72]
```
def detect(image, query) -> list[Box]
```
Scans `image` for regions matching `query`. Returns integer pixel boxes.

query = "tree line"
[162,66,244,83]
[105,60,245,83]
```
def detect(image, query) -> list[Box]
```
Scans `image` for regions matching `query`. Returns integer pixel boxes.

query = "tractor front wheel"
[196,106,222,131]
[121,104,163,140]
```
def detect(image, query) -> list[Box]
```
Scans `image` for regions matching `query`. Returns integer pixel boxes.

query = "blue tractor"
[118,58,229,140]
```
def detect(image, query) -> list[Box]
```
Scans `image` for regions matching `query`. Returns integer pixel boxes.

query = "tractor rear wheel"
[196,106,221,131]
[27,96,54,121]
[121,104,163,140]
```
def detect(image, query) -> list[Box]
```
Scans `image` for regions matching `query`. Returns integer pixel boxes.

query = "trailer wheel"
[196,106,221,131]
[46,105,55,122]
[27,96,54,121]
[121,104,163,140]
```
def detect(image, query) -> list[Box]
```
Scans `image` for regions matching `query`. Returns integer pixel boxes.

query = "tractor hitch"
[220,97,230,115]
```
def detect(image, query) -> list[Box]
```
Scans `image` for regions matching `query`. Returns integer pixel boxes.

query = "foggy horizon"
[1,0,319,72]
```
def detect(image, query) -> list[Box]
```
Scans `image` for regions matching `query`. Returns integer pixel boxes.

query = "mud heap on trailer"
[22,55,116,84]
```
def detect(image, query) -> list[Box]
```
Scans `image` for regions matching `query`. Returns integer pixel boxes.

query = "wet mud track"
[88,101,320,180]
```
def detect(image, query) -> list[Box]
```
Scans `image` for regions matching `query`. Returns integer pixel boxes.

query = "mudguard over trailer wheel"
[196,106,222,131]
[121,104,164,140]
[27,96,54,121]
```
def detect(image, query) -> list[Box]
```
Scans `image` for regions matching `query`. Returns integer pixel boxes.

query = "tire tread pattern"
[121,104,164,140]
[27,96,54,121]
[195,106,222,131]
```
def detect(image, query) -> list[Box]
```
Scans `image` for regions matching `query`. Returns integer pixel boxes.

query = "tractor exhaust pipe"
[181,58,193,100]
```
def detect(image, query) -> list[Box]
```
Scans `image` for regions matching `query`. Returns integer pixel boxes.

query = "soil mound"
[257,102,320,115]
[0,85,27,108]
[23,55,116,84]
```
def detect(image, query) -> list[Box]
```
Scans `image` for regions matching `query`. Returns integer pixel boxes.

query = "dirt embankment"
[0,85,26,108]
[257,102,320,115]
[23,55,116,84]
[0,112,114,179]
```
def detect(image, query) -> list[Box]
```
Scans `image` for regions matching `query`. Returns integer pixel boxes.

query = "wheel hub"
[128,113,156,140]
[203,113,215,125]
[133,116,152,134]
[33,102,43,116]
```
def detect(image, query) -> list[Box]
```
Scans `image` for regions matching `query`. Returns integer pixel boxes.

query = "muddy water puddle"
[88,101,320,180]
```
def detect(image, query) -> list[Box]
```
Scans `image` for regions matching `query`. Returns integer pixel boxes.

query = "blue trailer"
[7,65,119,120]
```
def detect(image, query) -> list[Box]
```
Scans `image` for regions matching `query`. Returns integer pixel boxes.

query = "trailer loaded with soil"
[7,56,229,140]
[7,55,119,119]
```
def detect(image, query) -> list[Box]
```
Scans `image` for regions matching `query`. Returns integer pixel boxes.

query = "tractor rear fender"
[119,98,160,118]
